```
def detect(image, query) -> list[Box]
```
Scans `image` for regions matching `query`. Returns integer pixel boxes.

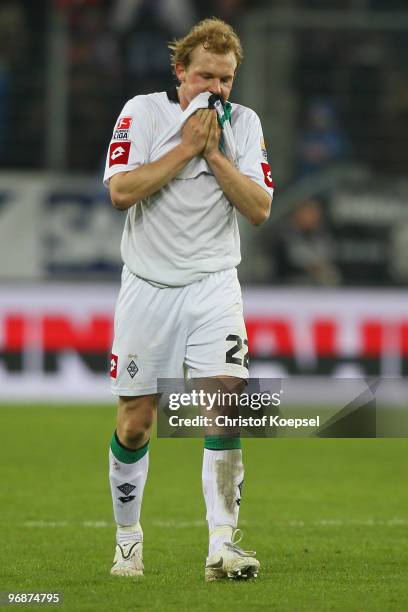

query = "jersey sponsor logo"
[112,128,130,140]
[110,353,118,378]
[261,162,274,188]
[109,142,130,167]
[116,116,132,130]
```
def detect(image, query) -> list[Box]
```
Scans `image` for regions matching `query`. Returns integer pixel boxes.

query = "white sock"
[109,446,148,542]
[208,525,234,557]
[202,448,244,556]
[116,522,143,546]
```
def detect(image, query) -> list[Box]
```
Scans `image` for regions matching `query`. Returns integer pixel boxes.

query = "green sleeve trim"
[110,432,149,464]
[204,436,241,450]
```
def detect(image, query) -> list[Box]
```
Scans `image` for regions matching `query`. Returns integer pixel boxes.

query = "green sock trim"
[204,436,241,450]
[110,432,149,464]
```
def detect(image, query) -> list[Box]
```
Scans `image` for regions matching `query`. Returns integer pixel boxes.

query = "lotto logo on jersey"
[109,142,130,167]
[116,116,132,130]
[110,353,118,378]
[261,162,275,188]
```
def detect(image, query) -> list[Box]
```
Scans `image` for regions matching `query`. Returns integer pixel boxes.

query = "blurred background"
[1,0,408,402]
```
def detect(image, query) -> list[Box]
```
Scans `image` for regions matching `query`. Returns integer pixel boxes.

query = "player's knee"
[121,411,154,435]
[118,396,155,446]
[224,376,246,394]
[118,416,153,448]
[209,376,246,397]
[121,427,150,449]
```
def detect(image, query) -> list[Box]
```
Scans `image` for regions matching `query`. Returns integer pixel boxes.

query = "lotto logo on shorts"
[109,142,130,167]
[261,162,274,188]
[116,116,132,130]
[110,353,118,379]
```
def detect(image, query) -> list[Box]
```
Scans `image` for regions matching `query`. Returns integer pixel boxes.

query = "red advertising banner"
[0,285,407,400]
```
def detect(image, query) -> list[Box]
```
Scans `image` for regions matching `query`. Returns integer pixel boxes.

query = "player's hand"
[203,110,221,162]
[181,109,213,157]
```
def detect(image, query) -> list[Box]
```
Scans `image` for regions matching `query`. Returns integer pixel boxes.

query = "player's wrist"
[177,142,198,161]
[204,149,223,165]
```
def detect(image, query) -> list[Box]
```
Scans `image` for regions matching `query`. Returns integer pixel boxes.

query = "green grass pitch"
[1,405,407,611]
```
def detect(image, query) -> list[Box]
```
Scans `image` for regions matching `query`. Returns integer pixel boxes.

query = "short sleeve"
[103,96,153,187]
[236,110,275,197]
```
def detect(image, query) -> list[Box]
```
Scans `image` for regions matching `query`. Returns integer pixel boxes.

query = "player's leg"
[185,269,259,580]
[108,266,187,576]
[199,375,258,580]
[109,394,157,576]
[200,376,244,547]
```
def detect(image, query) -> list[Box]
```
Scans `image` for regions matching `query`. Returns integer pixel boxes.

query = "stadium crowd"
[1,0,407,286]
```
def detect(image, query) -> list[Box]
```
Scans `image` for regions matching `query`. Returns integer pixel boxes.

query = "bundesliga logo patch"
[116,116,132,130]
[109,142,130,167]
[111,116,132,143]
[260,137,268,161]
[112,129,130,140]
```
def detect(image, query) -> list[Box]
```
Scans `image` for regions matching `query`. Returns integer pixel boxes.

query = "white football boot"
[110,540,144,577]
[205,529,260,582]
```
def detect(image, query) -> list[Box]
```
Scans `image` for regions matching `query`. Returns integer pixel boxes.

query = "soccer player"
[103,18,274,581]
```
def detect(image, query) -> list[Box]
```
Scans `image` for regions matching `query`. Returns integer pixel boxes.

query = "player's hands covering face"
[203,110,221,161]
[181,109,214,157]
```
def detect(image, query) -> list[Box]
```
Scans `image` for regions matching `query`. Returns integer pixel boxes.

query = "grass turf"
[0,405,407,611]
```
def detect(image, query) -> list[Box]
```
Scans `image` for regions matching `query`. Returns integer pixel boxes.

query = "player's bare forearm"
[205,151,272,225]
[109,144,194,210]
[109,110,213,210]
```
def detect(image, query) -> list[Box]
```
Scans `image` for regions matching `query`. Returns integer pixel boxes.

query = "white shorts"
[110,265,249,396]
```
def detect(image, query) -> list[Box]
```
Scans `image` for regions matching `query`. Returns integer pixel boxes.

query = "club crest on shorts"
[127,359,139,378]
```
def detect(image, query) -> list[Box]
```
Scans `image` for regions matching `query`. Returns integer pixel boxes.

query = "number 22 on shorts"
[225,334,249,369]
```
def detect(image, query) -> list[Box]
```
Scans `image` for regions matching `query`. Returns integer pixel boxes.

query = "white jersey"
[103,88,274,287]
